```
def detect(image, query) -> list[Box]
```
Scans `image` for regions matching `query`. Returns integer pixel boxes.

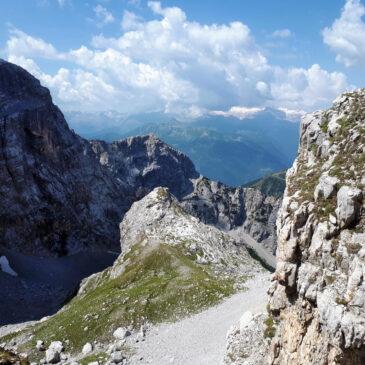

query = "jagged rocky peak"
[90,134,199,199]
[0,59,51,114]
[182,177,280,253]
[268,89,365,364]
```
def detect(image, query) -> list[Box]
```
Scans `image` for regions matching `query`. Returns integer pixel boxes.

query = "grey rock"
[268,89,365,364]
[224,311,269,365]
[82,343,93,355]
[336,186,363,228]
[314,174,339,201]
[48,341,64,353]
[110,351,124,364]
[113,328,131,340]
[36,340,45,351]
[45,348,60,364]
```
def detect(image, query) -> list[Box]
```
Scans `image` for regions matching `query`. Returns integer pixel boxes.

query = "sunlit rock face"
[269,90,365,364]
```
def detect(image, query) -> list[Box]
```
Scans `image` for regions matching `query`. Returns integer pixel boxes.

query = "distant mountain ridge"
[66,109,300,186]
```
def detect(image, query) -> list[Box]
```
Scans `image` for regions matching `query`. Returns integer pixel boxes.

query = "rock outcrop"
[268,90,365,364]
[116,187,259,279]
[0,59,279,256]
[224,311,270,365]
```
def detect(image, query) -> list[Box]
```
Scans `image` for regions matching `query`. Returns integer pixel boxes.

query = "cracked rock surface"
[268,89,365,364]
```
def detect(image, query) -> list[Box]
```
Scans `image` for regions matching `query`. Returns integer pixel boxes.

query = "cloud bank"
[323,0,365,67]
[5,1,350,116]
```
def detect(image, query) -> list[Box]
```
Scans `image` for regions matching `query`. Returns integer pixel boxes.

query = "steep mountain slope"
[4,188,263,362]
[244,170,286,198]
[0,59,128,255]
[0,59,279,257]
[267,90,365,364]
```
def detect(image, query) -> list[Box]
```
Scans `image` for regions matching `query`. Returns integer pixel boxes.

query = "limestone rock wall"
[269,90,365,364]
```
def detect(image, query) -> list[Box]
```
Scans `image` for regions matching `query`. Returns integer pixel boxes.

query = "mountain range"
[0,59,278,326]
[65,109,299,186]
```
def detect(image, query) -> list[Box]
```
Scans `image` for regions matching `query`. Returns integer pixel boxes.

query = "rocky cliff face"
[0,59,128,255]
[268,90,365,364]
[90,136,199,200]
[181,177,280,253]
[0,59,279,256]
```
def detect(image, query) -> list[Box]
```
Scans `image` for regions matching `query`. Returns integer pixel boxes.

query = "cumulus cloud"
[323,0,365,66]
[7,28,65,59]
[4,2,351,115]
[270,64,348,110]
[121,10,143,31]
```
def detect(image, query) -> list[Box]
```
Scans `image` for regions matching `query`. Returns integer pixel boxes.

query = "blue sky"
[1,0,364,117]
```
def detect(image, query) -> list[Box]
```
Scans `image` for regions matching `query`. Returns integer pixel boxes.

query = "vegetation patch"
[320,113,329,133]
[79,352,108,365]
[244,170,286,198]
[17,243,236,358]
[263,315,276,339]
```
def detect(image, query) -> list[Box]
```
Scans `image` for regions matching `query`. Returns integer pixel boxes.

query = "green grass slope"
[12,242,237,358]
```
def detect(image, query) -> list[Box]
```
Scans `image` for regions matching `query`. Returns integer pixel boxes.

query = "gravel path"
[129,272,270,365]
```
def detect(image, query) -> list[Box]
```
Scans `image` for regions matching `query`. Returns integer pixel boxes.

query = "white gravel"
[129,272,270,365]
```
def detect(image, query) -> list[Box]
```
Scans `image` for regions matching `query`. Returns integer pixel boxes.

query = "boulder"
[82,343,93,355]
[48,341,64,353]
[45,348,60,364]
[36,340,45,351]
[45,341,64,364]
[314,174,339,201]
[336,186,363,228]
[113,328,131,340]
[110,351,124,364]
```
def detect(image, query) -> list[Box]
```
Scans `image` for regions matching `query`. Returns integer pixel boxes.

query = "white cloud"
[277,107,306,122]
[323,0,365,66]
[7,28,64,59]
[271,29,292,38]
[121,10,143,31]
[4,2,351,115]
[270,64,349,110]
[211,106,265,119]
[93,4,115,28]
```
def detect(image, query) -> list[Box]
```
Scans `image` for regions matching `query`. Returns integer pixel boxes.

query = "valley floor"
[128,272,270,365]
